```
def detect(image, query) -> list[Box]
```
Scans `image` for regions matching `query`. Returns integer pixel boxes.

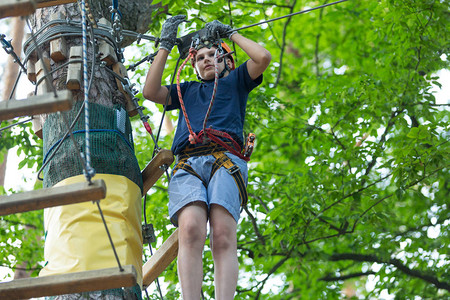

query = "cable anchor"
[142,223,156,244]
[1,34,27,73]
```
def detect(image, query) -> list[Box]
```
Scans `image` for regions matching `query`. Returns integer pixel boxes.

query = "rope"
[176,48,199,144]
[80,0,95,181]
[202,49,225,134]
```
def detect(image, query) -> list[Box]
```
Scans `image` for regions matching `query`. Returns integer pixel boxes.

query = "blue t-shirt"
[166,62,262,155]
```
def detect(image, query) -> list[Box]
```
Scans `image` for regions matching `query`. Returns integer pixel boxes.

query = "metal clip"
[227,165,240,175]
[142,224,156,244]
[1,35,13,54]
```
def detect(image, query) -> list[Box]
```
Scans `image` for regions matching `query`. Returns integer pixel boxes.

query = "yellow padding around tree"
[39,174,143,287]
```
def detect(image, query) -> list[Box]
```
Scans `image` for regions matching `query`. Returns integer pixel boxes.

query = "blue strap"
[111,0,122,22]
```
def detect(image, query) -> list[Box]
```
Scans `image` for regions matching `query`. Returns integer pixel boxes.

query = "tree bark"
[29,1,158,188]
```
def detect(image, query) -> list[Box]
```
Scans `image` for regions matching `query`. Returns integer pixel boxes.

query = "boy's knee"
[211,227,236,253]
[180,220,207,248]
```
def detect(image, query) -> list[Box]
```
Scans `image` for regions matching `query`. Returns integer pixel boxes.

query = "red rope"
[202,48,221,133]
[176,47,251,161]
[176,47,199,144]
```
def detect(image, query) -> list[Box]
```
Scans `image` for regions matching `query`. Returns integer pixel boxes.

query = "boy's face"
[195,47,232,80]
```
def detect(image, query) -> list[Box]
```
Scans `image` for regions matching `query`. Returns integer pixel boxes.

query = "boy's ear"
[226,58,233,69]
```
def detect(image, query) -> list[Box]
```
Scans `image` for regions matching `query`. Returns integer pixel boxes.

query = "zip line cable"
[0,118,33,134]
[230,0,349,33]
[25,18,58,98]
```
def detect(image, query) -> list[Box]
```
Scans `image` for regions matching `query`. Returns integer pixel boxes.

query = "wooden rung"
[141,149,174,195]
[142,229,179,287]
[0,89,73,121]
[0,179,106,216]
[36,0,77,8]
[0,265,137,299]
[0,0,36,19]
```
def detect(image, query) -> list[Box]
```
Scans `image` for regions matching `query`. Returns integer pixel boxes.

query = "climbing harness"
[172,142,248,209]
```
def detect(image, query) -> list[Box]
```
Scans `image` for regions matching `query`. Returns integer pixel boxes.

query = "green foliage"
[2,0,449,299]
[130,0,449,299]
[0,120,44,277]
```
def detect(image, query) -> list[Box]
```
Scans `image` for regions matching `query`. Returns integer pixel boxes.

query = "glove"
[159,15,186,52]
[205,20,236,40]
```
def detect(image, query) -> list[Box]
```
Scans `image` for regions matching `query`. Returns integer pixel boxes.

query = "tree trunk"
[29,1,159,298]
[30,0,158,189]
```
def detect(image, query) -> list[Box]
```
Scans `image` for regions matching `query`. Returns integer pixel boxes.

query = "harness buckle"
[227,165,240,175]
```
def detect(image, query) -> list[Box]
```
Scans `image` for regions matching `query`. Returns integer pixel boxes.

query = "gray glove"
[205,20,236,40]
[159,15,186,52]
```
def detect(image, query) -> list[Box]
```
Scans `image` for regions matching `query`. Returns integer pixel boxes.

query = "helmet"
[190,39,235,71]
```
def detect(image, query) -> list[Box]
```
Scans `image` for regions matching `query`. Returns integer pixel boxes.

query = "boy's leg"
[177,201,208,300]
[210,204,239,300]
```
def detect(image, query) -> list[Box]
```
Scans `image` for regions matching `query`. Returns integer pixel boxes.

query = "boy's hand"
[205,20,236,40]
[160,15,186,52]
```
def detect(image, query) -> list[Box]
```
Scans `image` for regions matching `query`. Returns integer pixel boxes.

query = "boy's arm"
[206,20,271,80]
[142,15,186,105]
[142,49,171,105]
[229,33,272,81]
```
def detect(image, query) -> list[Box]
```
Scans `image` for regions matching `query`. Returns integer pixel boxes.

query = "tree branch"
[255,256,291,300]
[320,271,375,282]
[243,205,266,246]
[0,263,42,272]
[314,0,328,77]
[274,0,296,88]
[330,253,450,291]
[0,219,38,229]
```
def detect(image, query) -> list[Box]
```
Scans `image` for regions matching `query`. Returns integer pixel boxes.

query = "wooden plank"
[141,149,174,195]
[0,89,73,121]
[66,46,82,90]
[142,229,179,287]
[36,0,77,8]
[0,179,106,216]
[0,0,36,19]
[0,265,137,299]
[50,12,67,62]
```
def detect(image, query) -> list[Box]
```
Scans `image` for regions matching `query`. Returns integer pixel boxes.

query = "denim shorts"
[168,152,248,226]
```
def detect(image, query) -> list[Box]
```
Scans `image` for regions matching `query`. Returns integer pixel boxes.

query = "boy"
[143,15,271,300]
